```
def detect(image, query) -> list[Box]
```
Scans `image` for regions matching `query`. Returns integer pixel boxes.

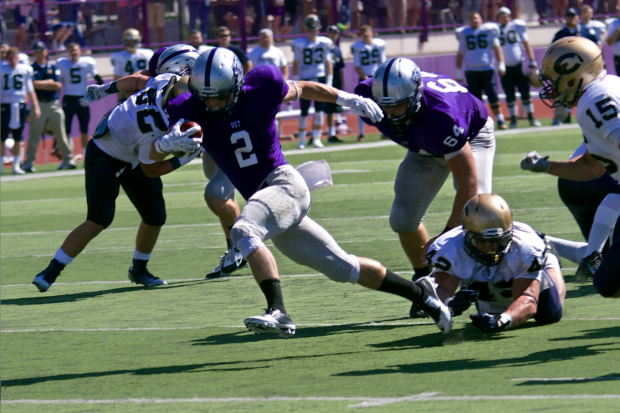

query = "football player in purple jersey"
[166,47,453,338]
[355,58,496,318]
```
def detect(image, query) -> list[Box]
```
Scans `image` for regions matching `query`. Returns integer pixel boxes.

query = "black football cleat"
[32,259,65,292]
[576,251,602,280]
[128,260,167,287]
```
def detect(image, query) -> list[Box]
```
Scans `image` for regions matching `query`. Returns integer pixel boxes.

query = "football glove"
[446,289,477,316]
[80,84,111,107]
[177,146,204,166]
[155,118,202,154]
[520,151,550,173]
[470,312,512,333]
[336,91,384,123]
[529,60,538,72]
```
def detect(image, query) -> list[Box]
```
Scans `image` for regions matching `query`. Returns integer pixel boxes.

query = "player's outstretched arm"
[285,80,383,123]
[521,150,607,181]
[80,73,151,106]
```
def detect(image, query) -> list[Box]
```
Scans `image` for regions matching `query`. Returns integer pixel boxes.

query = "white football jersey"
[56,56,99,96]
[584,20,607,42]
[1,62,34,103]
[351,38,387,77]
[291,36,332,79]
[576,74,620,182]
[427,222,556,314]
[248,45,287,68]
[607,19,620,55]
[457,23,501,71]
[111,48,154,77]
[97,73,177,168]
[498,19,528,67]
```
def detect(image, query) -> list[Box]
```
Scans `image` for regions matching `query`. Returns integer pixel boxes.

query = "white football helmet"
[189,47,244,121]
[157,44,200,76]
[371,58,424,135]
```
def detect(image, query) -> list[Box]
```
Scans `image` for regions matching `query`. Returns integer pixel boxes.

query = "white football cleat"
[311,138,324,148]
[415,276,453,334]
[244,308,296,338]
[206,247,248,278]
[297,141,306,149]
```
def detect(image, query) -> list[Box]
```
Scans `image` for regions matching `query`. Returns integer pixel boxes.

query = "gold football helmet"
[461,194,513,266]
[123,28,142,53]
[538,37,605,108]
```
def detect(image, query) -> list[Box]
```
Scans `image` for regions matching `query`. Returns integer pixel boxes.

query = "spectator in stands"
[554,0,569,22]
[57,43,103,156]
[386,0,407,32]
[324,25,347,143]
[581,4,607,44]
[462,0,481,24]
[281,0,301,35]
[606,9,620,75]
[351,25,386,141]
[550,7,600,125]
[147,0,167,43]
[456,11,508,129]
[24,42,75,173]
[480,0,502,22]
[1,47,40,175]
[407,0,421,27]
[52,0,87,50]
[217,26,252,74]
[188,0,211,38]
[248,28,288,76]
[12,3,32,50]
[264,0,284,37]
[188,30,211,53]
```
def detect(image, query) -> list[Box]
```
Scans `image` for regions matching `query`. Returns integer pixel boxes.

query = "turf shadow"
[332,343,619,377]
[514,372,620,386]
[2,282,200,306]
[548,325,620,341]
[564,282,599,298]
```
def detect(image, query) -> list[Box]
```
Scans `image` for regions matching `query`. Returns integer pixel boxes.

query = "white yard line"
[2,392,619,408]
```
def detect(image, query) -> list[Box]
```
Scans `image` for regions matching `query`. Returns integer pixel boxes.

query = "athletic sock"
[83,148,87,156]
[12,156,21,168]
[358,117,365,135]
[312,129,322,140]
[259,278,286,314]
[328,126,336,137]
[496,114,505,123]
[507,104,517,117]
[298,131,307,144]
[413,265,432,280]
[54,247,75,266]
[525,102,534,114]
[585,194,620,257]
[378,269,424,304]
[546,236,588,263]
[133,248,152,261]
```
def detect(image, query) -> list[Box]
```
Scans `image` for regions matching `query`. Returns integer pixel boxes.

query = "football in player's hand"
[180,120,203,138]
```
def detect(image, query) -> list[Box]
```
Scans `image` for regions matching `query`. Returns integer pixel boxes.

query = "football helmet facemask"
[538,37,605,108]
[461,194,513,267]
[189,47,244,122]
[305,14,322,31]
[123,28,141,53]
[371,58,424,136]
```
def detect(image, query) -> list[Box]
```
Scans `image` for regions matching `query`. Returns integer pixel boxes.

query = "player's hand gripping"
[155,118,202,154]
[80,84,110,107]
[337,92,384,123]
[520,151,550,173]
[470,313,511,333]
[446,289,477,316]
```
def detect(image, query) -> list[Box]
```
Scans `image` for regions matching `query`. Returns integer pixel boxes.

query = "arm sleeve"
[352,45,361,67]
[25,68,34,93]
[457,33,467,54]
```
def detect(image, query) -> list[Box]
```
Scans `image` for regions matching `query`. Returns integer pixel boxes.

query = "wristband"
[105,81,119,94]
[498,62,506,72]
[456,68,463,79]
[499,312,513,329]
[169,157,182,170]
[336,90,353,106]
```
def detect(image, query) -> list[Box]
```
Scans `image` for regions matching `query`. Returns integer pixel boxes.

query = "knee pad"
[299,116,307,129]
[234,236,265,258]
[490,103,500,110]
[313,111,325,126]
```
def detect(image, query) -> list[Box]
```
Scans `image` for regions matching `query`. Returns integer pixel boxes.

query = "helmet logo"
[554,53,584,75]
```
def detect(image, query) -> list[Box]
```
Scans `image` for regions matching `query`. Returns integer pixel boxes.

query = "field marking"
[510,376,620,382]
[3,392,620,408]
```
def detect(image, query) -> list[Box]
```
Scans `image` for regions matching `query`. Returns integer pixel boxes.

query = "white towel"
[8,103,21,129]
[296,160,333,192]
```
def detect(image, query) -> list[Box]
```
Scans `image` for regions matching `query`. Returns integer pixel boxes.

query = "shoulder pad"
[319,36,333,46]
[512,19,527,28]
[455,26,467,37]
[593,20,606,29]
[375,38,387,47]
[482,22,500,34]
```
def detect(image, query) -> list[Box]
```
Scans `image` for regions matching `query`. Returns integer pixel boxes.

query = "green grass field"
[2,125,619,412]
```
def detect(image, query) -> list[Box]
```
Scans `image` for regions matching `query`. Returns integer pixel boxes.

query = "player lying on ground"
[355,57,496,319]
[32,50,203,292]
[521,37,620,297]
[169,47,452,337]
[427,194,566,332]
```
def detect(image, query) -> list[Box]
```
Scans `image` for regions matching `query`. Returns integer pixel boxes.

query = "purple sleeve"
[149,47,167,77]
[247,65,289,106]
[166,92,192,126]
[354,79,379,127]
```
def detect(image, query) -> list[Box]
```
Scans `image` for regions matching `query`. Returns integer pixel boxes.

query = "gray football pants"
[231,164,360,284]
[202,152,236,200]
[25,100,73,165]
[390,117,496,233]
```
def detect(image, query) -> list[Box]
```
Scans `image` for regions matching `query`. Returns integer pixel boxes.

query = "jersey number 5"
[231,130,258,168]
